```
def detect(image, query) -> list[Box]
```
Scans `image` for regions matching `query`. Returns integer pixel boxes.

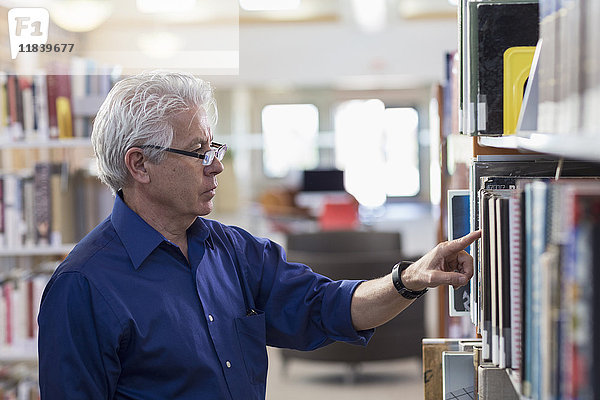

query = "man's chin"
[197,201,213,216]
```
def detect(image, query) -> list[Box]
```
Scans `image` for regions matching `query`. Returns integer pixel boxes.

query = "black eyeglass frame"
[140,142,227,166]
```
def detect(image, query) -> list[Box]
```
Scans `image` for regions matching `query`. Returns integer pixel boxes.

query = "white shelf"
[0,137,91,149]
[0,244,74,257]
[477,133,600,162]
[517,132,600,161]
[0,342,38,363]
[477,135,520,149]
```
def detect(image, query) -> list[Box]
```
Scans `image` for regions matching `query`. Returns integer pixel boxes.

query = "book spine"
[46,75,59,139]
[19,77,34,141]
[508,194,522,373]
[33,163,52,245]
[0,176,4,248]
[33,73,49,140]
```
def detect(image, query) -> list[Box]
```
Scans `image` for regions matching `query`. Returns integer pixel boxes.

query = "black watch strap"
[391,261,428,300]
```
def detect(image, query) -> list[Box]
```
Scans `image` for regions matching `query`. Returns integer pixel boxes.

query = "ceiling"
[237,0,457,24]
[1,0,459,88]
[0,0,456,26]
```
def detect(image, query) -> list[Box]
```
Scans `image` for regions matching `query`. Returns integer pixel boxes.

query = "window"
[261,104,319,178]
[335,100,420,207]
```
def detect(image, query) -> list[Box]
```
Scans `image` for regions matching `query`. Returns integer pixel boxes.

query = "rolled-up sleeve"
[38,272,125,399]
[225,227,374,351]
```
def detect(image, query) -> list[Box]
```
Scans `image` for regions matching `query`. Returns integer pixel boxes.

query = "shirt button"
[208,314,214,322]
[226,361,232,368]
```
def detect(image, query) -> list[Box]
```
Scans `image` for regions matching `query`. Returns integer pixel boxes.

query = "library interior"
[0,0,598,399]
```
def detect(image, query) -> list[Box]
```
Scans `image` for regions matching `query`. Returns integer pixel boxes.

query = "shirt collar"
[111,191,211,269]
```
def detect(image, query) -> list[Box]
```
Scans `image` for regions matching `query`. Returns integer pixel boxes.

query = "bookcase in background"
[431,0,600,399]
[0,29,118,398]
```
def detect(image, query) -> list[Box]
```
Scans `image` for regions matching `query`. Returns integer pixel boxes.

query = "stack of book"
[0,162,113,249]
[537,0,600,137]
[0,59,117,142]
[468,155,600,398]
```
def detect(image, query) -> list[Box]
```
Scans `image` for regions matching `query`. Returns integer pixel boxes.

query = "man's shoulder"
[55,217,123,276]
[200,218,263,245]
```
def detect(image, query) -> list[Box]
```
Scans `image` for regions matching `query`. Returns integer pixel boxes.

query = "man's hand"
[400,230,481,292]
[351,230,481,331]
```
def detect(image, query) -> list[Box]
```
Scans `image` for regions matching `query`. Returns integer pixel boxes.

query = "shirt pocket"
[234,310,268,385]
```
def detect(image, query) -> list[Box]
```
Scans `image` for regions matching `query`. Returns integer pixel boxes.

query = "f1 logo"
[8,8,49,59]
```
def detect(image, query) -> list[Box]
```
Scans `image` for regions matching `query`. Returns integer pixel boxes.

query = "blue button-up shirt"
[38,193,372,399]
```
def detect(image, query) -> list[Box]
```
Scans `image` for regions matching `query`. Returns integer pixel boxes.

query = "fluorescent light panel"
[239,0,301,11]
[350,0,386,32]
[136,0,197,13]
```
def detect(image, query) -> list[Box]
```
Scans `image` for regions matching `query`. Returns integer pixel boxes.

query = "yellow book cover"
[56,96,73,138]
[503,46,536,135]
[0,73,7,130]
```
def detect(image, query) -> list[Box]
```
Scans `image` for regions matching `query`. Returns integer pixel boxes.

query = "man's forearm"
[349,230,480,332]
[350,275,414,331]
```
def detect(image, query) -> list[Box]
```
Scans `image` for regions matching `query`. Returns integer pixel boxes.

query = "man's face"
[147,107,224,220]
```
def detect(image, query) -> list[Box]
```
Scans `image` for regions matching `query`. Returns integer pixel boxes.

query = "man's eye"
[191,147,204,154]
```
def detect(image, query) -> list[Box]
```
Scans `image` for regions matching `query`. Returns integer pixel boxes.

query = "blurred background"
[0,0,477,397]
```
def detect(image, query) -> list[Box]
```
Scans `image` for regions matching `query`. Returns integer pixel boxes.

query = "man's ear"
[124,147,151,184]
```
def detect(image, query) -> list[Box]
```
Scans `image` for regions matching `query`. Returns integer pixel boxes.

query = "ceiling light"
[350,0,386,33]
[137,31,182,59]
[239,0,301,11]
[136,0,197,13]
[49,0,113,32]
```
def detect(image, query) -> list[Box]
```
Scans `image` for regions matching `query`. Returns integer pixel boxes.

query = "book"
[442,351,475,399]
[19,76,34,140]
[2,174,21,248]
[0,176,4,247]
[423,338,463,400]
[33,73,49,139]
[507,193,522,373]
[448,189,472,317]
[476,2,539,135]
[503,46,536,135]
[46,74,73,139]
[33,163,52,245]
[50,163,76,245]
[496,196,511,369]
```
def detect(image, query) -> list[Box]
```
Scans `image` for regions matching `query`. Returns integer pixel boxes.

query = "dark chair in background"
[280,230,425,380]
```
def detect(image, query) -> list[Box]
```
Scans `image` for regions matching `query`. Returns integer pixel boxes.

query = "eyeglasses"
[141,142,227,166]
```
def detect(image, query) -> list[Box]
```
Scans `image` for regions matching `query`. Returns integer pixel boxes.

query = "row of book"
[458,0,539,136]
[0,272,50,349]
[0,269,50,400]
[537,0,600,137]
[0,162,113,249]
[468,155,600,399]
[0,59,117,143]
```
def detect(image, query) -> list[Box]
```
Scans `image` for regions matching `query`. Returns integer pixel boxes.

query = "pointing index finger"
[443,230,481,254]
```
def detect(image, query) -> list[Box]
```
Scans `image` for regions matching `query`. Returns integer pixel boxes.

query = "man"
[38,71,480,399]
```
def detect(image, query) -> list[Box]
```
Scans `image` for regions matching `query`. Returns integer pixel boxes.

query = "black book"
[479,189,493,362]
[498,196,512,369]
[477,2,539,135]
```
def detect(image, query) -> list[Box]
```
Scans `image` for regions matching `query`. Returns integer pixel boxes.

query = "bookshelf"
[0,11,117,395]
[431,0,600,399]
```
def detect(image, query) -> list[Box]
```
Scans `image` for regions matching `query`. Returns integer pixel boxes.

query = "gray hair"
[91,71,217,194]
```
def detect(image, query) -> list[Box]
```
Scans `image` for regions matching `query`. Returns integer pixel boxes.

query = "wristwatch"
[391,261,428,300]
